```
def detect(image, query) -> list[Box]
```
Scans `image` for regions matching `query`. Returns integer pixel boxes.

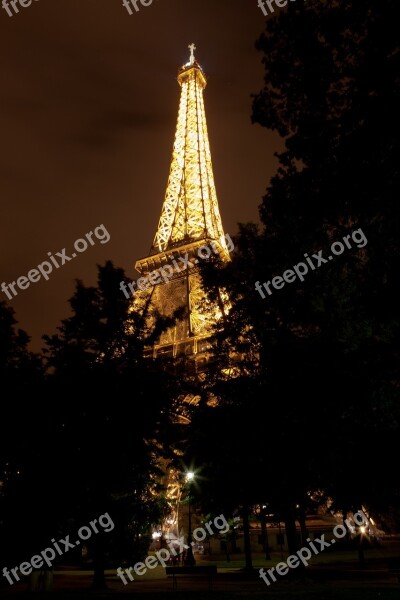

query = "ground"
[1,542,399,598]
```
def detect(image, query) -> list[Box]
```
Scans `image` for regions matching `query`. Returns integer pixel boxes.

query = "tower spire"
[188,42,196,65]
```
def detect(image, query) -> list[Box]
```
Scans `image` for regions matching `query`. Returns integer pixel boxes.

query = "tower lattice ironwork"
[134,44,230,363]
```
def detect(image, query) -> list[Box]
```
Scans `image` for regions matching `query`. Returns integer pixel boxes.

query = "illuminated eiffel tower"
[132,46,232,548]
[134,44,231,365]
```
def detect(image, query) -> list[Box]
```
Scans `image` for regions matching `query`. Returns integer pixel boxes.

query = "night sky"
[0,0,281,351]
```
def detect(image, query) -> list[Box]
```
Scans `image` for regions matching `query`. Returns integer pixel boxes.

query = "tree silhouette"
[187,0,400,559]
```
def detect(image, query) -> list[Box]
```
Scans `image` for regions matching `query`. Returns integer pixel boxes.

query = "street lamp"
[184,471,196,566]
[259,504,271,560]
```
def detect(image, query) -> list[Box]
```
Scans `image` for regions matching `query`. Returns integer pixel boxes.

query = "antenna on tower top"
[188,43,196,65]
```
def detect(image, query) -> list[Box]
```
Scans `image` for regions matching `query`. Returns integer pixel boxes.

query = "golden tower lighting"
[134,44,230,362]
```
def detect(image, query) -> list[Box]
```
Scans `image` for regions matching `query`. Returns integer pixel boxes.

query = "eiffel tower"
[132,46,232,548]
[134,44,231,366]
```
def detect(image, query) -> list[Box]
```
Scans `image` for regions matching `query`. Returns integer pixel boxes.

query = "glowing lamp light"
[186,472,195,482]
[360,526,367,534]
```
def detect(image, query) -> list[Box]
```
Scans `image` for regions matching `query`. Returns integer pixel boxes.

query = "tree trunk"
[231,527,238,552]
[284,506,300,555]
[92,538,107,590]
[223,539,231,562]
[242,505,253,572]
